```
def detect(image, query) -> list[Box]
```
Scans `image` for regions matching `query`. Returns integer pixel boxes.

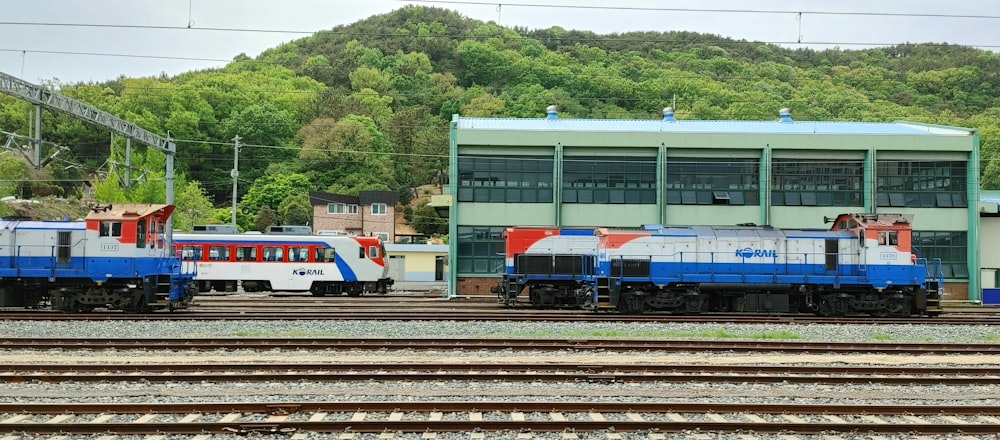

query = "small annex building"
[439,107,980,301]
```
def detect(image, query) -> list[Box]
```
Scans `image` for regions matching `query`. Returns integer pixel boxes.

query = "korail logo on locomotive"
[293,268,326,276]
[736,247,778,259]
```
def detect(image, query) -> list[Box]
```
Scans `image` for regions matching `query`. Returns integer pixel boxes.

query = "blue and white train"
[0,204,197,312]
[495,213,943,317]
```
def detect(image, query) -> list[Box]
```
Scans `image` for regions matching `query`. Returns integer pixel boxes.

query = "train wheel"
[817,298,834,317]
[886,295,910,317]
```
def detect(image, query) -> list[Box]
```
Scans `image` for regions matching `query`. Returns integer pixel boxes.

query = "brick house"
[309,191,398,242]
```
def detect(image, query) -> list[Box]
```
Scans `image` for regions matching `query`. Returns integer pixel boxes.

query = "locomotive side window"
[314,248,336,263]
[209,246,230,261]
[235,246,257,262]
[100,221,122,237]
[858,229,866,247]
[263,246,283,262]
[368,245,380,258]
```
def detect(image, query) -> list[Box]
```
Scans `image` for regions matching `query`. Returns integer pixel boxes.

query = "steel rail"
[2,310,999,324]
[2,363,997,385]
[0,402,996,435]
[1,337,997,354]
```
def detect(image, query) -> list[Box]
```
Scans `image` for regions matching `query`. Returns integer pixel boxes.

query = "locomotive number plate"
[101,243,119,252]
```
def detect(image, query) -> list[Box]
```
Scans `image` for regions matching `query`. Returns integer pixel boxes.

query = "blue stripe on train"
[596,262,928,289]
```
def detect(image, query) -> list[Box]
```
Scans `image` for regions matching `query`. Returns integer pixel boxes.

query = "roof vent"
[546,105,558,120]
[662,107,676,122]
[778,108,793,123]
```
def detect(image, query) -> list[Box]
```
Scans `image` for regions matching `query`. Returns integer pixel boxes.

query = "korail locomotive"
[494,213,943,317]
[0,204,196,312]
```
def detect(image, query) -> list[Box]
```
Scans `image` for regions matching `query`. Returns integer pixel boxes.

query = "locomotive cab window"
[100,221,122,237]
[878,231,898,246]
[368,245,380,259]
[858,229,866,247]
[136,220,147,248]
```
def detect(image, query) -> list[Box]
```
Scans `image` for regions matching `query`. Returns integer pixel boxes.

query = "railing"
[602,249,865,281]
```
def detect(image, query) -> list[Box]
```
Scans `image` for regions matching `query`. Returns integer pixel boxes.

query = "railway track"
[3,337,999,354]
[3,362,999,385]
[3,309,999,324]
[1,401,997,436]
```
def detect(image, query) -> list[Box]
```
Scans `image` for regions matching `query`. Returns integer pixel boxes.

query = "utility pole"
[231,135,240,229]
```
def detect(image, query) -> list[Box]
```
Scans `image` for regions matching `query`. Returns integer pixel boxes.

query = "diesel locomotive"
[494,213,943,317]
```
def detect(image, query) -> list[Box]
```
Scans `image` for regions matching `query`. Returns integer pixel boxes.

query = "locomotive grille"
[611,257,650,277]
[514,254,594,276]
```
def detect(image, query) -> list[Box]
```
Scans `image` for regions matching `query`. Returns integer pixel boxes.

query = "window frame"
[327,203,346,214]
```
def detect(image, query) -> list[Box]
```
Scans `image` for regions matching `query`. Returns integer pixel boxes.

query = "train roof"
[0,219,85,230]
[172,233,381,244]
[86,204,174,221]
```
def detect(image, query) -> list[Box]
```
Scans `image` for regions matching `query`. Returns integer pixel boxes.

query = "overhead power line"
[407,1,1000,21]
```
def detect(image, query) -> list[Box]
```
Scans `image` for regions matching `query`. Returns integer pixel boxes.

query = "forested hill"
[2,5,999,231]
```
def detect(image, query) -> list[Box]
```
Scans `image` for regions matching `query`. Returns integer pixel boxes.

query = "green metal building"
[443,108,980,301]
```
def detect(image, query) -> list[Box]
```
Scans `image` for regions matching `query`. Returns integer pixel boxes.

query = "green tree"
[297,115,397,193]
[254,205,278,233]
[410,199,447,235]
[278,193,312,225]
[239,169,313,215]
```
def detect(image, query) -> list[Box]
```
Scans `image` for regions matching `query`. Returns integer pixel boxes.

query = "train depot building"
[441,108,981,302]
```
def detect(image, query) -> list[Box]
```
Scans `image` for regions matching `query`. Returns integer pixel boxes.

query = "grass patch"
[515,329,801,340]
[985,334,1000,342]
[871,333,895,341]
[227,330,345,337]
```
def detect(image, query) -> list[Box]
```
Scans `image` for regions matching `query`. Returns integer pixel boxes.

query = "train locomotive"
[495,213,943,317]
[173,232,394,296]
[0,204,197,312]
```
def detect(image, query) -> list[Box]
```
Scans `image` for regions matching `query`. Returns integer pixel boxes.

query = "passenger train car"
[0,204,196,312]
[173,232,393,296]
[495,213,943,317]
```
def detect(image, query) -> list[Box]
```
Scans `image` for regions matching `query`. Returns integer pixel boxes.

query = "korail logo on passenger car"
[293,268,325,276]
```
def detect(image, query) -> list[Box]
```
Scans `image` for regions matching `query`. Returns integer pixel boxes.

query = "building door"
[435,256,445,281]
[389,255,406,282]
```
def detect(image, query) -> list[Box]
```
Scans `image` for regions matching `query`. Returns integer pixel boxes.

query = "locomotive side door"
[824,238,839,275]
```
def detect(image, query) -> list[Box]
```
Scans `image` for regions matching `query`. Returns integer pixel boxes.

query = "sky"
[2,0,1000,84]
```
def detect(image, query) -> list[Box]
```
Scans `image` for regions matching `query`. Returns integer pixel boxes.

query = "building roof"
[454,117,974,137]
[310,191,399,207]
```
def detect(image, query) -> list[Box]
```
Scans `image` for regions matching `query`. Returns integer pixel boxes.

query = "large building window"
[666,158,759,205]
[876,160,967,208]
[771,159,863,206]
[456,226,505,274]
[562,156,656,204]
[913,231,968,279]
[457,156,553,203]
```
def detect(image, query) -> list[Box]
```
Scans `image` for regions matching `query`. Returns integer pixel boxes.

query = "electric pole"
[231,135,240,229]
